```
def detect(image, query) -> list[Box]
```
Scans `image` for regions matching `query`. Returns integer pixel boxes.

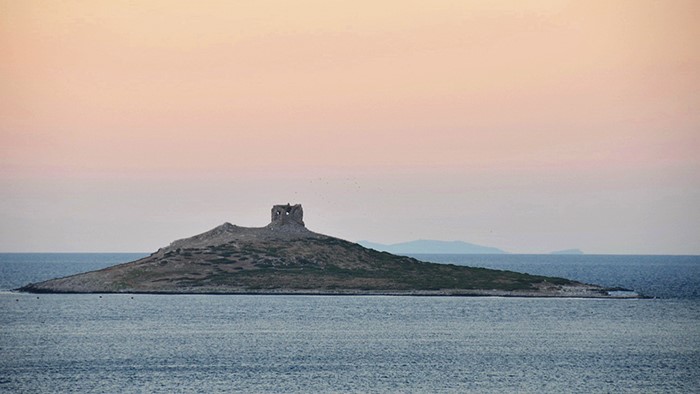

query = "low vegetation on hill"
[20,204,626,297]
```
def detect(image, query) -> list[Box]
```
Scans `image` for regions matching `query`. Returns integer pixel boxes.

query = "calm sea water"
[1,253,699,393]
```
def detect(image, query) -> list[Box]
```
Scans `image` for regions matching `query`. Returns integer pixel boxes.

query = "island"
[358,239,506,254]
[19,204,636,298]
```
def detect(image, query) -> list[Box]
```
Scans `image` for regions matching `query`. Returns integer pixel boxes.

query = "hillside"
[20,204,631,297]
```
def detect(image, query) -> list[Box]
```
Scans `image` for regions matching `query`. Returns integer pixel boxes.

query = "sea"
[1,253,699,393]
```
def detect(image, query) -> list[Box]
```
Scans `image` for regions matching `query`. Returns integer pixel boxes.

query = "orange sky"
[1,1,699,253]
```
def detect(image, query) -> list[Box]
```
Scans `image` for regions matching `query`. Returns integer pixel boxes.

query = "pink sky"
[1,1,699,253]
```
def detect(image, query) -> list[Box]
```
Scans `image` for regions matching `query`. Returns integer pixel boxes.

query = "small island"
[20,204,636,298]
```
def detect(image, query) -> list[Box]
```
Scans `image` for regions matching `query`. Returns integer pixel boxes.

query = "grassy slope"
[107,237,572,292]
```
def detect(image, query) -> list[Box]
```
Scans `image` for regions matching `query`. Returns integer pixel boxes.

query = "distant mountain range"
[357,239,507,254]
[358,240,585,255]
[550,249,584,255]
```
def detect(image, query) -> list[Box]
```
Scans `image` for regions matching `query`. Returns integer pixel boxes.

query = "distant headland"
[19,204,634,298]
[358,239,506,254]
[550,249,585,255]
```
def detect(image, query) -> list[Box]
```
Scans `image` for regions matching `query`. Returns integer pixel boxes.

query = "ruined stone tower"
[270,203,305,227]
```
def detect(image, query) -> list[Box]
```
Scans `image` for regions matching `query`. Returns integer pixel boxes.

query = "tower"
[270,203,305,227]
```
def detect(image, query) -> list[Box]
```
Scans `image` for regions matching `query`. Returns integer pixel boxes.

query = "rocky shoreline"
[19,282,641,298]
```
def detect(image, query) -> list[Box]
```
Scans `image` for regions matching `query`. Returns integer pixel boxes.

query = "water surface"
[1,294,698,393]
[1,253,698,392]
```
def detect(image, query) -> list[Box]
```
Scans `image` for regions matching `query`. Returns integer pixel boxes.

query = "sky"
[1,0,699,254]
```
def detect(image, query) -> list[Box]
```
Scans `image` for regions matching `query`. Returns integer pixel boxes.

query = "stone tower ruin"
[270,203,305,227]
